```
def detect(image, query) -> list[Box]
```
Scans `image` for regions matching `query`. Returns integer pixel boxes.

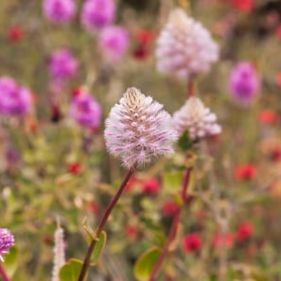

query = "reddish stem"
[77,167,135,281]
[187,78,195,98]
[0,263,10,281]
[148,167,193,281]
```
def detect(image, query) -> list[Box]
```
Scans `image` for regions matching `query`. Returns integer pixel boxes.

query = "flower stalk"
[77,167,135,281]
[148,166,193,281]
[0,264,10,281]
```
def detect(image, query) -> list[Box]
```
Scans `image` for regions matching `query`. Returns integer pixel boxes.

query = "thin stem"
[0,263,10,281]
[148,167,193,281]
[77,167,135,281]
[187,77,195,98]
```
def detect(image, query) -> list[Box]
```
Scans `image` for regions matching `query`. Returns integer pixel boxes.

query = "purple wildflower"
[0,228,14,261]
[81,0,115,32]
[0,77,32,117]
[48,49,79,82]
[43,0,76,24]
[69,90,102,129]
[99,26,129,62]
[229,62,260,106]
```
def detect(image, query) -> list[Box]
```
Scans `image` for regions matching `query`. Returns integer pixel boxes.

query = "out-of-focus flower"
[212,233,234,249]
[173,97,221,141]
[0,77,32,117]
[52,225,65,281]
[125,225,138,239]
[161,200,179,217]
[99,26,129,62]
[125,176,142,192]
[104,87,177,168]
[81,0,115,32]
[155,8,219,79]
[67,162,81,175]
[276,25,281,40]
[261,138,281,161]
[275,72,281,87]
[85,200,99,214]
[258,110,279,125]
[182,233,202,253]
[0,228,15,262]
[133,30,154,60]
[43,0,76,24]
[229,62,260,106]
[236,222,253,241]
[230,0,254,12]
[7,25,24,42]
[48,49,79,82]
[234,164,256,181]
[69,90,102,129]
[141,178,160,195]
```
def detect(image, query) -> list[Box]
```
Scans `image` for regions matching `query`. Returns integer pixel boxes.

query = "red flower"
[212,233,234,249]
[276,25,281,40]
[8,25,23,42]
[234,164,256,181]
[141,178,160,195]
[67,162,81,175]
[72,87,83,98]
[133,30,154,61]
[133,45,149,60]
[269,146,281,161]
[258,110,279,125]
[126,225,138,239]
[86,201,99,214]
[236,221,253,241]
[125,176,141,192]
[230,0,254,12]
[136,30,154,46]
[182,233,202,253]
[161,200,179,217]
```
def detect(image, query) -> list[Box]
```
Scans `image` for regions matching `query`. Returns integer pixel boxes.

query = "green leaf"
[133,247,161,281]
[90,231,107,265]
[3,246,18,277]
[177,131,193,151]
[59,259,83,281]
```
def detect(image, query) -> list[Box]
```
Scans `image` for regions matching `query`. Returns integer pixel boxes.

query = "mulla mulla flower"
[0,228,14,261]
[52,225,65,281]
[173,96,221,141]
[155,8,219,79]
[104,87,178,168]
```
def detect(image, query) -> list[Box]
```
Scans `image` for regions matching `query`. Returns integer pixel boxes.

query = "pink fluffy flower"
[81,0,115,32]
[48,48,79,82]
[173,97,221,141]
[0,228,14,262]
[0,77,32,117]
[43,0,76,24]
[155,8,219,79]
[104,87,177,168]
[99,26,129,61]
[69,90,102,129]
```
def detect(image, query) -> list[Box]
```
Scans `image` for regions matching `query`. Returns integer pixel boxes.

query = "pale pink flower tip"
[156,8,219,79]
[104,87,178,168]
[173,97,222,141]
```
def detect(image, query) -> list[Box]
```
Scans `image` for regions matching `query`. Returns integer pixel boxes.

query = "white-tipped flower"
[173,97,221,141]
[104,87,178,168]
[155,8,219,79]
[52,226,65,281]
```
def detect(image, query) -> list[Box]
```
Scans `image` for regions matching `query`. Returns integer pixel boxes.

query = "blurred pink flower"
[173,96,221,141]
[212,233,234,249]
[155,8,219,79]
[104,87,177,168]
[0,77,32,116]
[0,228,14,262]
[48,48,79,82]
[43,0,76,24]
[236,221,253,241]
[99,26,129,61]
[182,233,202,253]
[7,25,24,43]
[229,62,260,106]
[141,178,160,195]
[161,200,179,217]
[69,90,102,129]
[81,0,115,32]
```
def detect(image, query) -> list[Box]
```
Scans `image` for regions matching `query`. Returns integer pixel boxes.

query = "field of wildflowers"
[1,0,281,280]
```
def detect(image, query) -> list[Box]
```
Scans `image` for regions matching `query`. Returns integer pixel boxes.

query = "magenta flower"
[48,49,79,82]
[81,0,115,32]
[99,26,129,61]
[43,0,76,24]
[0,228,14,261]
[229,62,260,106]
[69,90,102,129]
[0,77,32,117]
[104,87,177,168]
